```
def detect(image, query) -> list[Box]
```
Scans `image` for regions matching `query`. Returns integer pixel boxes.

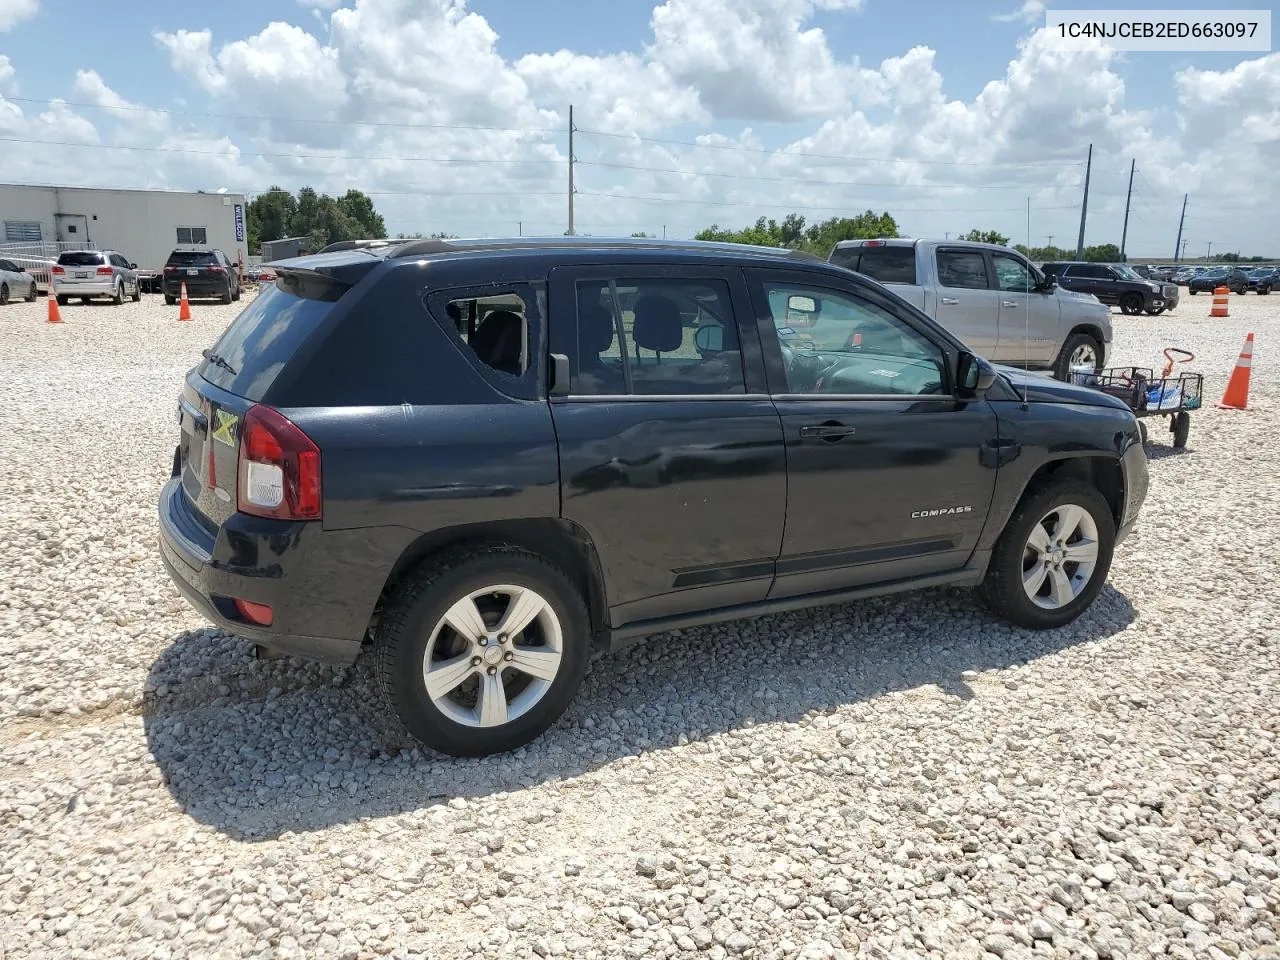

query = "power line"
[0,135,563,165]
[576,128,1084,168]
[4,96,558,134]
[579,189,1078,213]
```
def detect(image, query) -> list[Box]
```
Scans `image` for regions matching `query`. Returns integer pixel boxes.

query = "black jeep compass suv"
[158,237,1148,756]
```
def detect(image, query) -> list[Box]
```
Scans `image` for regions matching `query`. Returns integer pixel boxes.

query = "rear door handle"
[800,423,856,441]
[940,297,959,305]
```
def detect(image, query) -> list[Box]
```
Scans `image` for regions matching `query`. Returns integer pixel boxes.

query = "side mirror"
[129,262,138,269]
[1037,274,1057,293]
[694,324,724,354]
[956,351,997,400]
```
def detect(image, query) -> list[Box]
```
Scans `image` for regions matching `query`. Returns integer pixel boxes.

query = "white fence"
[0,240,95,291]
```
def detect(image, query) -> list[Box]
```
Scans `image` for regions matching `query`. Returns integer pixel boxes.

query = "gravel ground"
[1,290,1277,960]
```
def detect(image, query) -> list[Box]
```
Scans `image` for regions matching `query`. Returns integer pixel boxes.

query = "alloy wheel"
[422,584,563,728]
[1021,504,1100,609]
[1069,342,1098,370]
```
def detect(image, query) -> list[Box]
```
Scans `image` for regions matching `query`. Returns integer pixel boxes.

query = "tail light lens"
[51,266,65,275]
[236,405,322,520]
[164,266,177,273]
[208,265,225,273]
[96,266,113,275]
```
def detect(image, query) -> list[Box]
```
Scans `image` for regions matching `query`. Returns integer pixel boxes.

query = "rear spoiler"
[269,251,382,302]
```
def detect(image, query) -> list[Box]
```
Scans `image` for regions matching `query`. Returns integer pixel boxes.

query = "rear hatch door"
[56,251,108,287]
[166,251,223,287]
[176,281,340,528]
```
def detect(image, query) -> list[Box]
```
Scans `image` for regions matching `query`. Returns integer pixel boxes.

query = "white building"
[0,183,249,271]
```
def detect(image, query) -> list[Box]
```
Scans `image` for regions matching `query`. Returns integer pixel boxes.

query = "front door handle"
[940,297,959,305]
[800,423,856,441]
[1001,300,1018,308]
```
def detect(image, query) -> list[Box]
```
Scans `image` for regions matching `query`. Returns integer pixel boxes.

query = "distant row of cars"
[1137,263,1277,294]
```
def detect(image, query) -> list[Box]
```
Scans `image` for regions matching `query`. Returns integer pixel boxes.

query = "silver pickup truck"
[830,239,1113,380]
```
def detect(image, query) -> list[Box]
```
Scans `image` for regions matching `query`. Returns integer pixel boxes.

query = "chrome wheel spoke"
[495,587,548,640]
[1023,560,1049,596]
[476,671,509,727]
[1063,538,1098,563]
[1048,567,1076,606]
[1053,505,1086,542]
[509,646,562,682]
[424,653,476,700]
[443,595,488,641]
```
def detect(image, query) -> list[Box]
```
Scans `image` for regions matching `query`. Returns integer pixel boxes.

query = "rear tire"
[80,296,90,305]
[374,545,591,757]
[112,282,124,306]
[131,281,141,302]
[1189,289,1198,295]
[1052,332,1103,381]
[220,282,233,305]
[164,294,176,306]
[1172,411,1190,449]
[25,283,37,302]
[0,283,8,305]
[56,295,69,306]
[979,480,1116,630]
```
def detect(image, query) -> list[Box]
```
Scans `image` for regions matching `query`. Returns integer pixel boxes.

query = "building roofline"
[0,182,247,201]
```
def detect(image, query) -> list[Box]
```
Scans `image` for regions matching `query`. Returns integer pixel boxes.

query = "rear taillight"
[164,266,177,273]
[236,405,322,521]
[862,240,886,247]
[208,265,225,273]
[51,266,65,275]
[96,266,113,275]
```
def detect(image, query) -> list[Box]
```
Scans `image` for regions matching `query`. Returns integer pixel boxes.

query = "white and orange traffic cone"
[178,281,192,321]
[47,295,63,324]
[1218,332,1254,410]
[1210,285,1230,318]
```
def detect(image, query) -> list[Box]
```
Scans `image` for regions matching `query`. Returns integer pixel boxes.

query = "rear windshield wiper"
[202,349,238,376]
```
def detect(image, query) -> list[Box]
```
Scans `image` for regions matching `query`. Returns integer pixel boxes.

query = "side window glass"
[571,278,746,397]
[763,283,946,397]
[993,254,1033,293]
[439,290,530,378]
[936,250,989,289]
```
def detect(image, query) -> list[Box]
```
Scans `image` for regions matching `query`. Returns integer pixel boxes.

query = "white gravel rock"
[1,292,1279,959]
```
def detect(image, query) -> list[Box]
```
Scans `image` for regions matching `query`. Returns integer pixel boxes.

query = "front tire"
[1172,411,1190,449]
[1144,306,1166,316]
[374,545,591,757]
[1119,293,1143,315]
[1052,332,1102,381]
[979,480,1116,630]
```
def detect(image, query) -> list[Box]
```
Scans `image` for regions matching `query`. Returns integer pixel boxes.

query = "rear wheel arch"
[373,518,609,648]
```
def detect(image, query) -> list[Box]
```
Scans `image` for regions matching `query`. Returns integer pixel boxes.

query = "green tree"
[245,186,299,254]
[1014,244,1071,262]
[336,189,387,238]
[695,210,898,255]
[245,186,385,254]
[1081,243,1122,262]
[630,231,655,238]
[960,229,1010,246]
[803,211,900,252]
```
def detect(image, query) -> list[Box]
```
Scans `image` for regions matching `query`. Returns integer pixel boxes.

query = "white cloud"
[0,0,38,32]
[994,0,1047,25]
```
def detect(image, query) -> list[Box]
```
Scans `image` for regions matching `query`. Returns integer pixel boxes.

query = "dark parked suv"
[162,249,242,304]
[1040,262,1178,315]
[1189,267,1252,295]
[158,238,1149,756]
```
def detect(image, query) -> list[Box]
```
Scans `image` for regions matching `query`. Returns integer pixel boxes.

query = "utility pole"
[1180,239,1189,260]
[567,105,575,237]
[1075,143,1092,259]
[1174,193,1187,262]
[518,221,522,237]
[943,231,950,240]
[662,225,666,239]
[1120,158,1135,259]
[1047,234,1055,251]
[1206,241,1213,260]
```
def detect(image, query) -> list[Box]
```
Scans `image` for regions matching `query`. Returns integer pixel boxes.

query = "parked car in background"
[0,258,39,304]
[1245,267,1276,294]
[829,239,1112,379]
[157,236,1148,756]
[161,249,242,305]
[51,250,142,305]
[1039,262,1177,316]
[1188,267,1250,294]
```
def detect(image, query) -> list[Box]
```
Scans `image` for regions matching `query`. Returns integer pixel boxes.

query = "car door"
[0,259,18,294]
[546,264,788,628]
[1076,264,1119,303]
[746,269,1000,599]
[989,250,1060,365]
[931,247,999,356]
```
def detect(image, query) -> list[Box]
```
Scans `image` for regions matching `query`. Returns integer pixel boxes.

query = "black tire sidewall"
[982,480,1117,630]
[1054,333,1101,381]
[377,550,591,757]
[0,284,7,304]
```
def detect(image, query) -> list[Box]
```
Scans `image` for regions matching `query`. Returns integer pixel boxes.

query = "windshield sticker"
[777,326,796,336]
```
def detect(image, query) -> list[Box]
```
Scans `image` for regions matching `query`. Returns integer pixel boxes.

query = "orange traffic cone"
[178,282,192,321]
[47,295,63,324]
[1218,332,1254,410]
[1210,285,1229,318]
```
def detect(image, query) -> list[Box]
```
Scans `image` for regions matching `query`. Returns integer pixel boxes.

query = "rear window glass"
[167,251,218,265]
[57,252,105,266]
[199,284,334,400]
[829,245,917,284]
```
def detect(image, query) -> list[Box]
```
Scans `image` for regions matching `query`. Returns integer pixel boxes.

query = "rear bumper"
[53,279,116,296]
[157,477,365,664]
[162,278,229,297]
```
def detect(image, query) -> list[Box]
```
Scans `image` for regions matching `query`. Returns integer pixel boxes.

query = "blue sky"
[1,0,1276,254]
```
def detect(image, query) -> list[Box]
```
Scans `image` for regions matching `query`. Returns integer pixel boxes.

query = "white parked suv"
[830,239,1114,380]
[52,250,142,306]
[0,257,39,304]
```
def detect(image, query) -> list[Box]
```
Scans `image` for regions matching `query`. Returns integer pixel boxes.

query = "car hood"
[992,365,1131,410]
